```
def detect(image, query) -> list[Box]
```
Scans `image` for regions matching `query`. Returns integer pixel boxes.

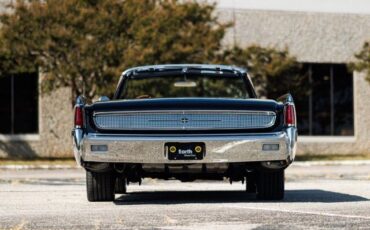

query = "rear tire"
[86,170,115,202]
[115,176,127,194]
[256,169,284,200]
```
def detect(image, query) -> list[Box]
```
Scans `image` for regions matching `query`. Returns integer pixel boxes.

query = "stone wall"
[217,9,370,63]
[0,86,73,159]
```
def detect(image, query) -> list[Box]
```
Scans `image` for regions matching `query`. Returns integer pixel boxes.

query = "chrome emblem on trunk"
[181,118,189,123]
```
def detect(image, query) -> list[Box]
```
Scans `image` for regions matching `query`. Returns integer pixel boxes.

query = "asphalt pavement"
[0,163,370,229]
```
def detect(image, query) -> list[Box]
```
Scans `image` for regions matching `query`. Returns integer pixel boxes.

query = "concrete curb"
[294,160,370,166]
[0,165,79,170]
[1,160,370,170]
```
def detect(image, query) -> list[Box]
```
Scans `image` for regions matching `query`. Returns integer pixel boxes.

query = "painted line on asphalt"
[225,205,370,220]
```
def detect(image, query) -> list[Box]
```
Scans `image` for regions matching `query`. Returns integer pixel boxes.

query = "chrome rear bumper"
[73,128,297,165]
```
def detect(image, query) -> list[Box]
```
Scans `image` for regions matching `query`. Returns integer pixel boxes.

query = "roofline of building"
[208,0,370,15]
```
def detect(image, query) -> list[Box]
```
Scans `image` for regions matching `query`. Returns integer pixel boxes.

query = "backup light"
[262,144,280,151]
[91,145,108,152]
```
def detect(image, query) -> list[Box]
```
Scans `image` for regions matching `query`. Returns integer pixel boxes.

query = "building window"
[294,63,354,136]
[0,72,39,134]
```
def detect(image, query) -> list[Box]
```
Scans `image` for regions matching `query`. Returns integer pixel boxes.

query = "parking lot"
[0,163,370,229]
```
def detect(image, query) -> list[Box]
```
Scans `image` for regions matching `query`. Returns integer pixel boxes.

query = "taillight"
[74,106,83,127]
[284,104,296,126]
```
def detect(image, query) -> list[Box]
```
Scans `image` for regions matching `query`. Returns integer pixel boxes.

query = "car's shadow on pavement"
[114,189,368,205]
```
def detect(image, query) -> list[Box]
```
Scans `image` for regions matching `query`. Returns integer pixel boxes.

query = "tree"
[1,0,228,101]
[1,0,301,102]
[0,35,10,76]
[351,41,370,82]
[218,46,304,99]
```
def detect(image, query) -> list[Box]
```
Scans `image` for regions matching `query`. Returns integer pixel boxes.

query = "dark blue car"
[72,64,297,202]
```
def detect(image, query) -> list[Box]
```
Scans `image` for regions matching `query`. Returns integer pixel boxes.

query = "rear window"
[118,74,251,99]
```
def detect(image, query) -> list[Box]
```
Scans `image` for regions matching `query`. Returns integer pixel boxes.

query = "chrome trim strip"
[87,132,283,138]
[93,110,276,116]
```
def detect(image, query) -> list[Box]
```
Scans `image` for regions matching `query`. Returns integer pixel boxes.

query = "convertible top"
[121,64,247,78]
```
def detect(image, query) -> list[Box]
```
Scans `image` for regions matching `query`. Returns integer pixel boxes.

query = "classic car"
[72,64,297,202]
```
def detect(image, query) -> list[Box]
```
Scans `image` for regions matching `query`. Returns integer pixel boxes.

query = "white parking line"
[224,205,370,220]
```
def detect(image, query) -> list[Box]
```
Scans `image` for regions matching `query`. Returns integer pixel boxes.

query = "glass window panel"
[292,63,354,136]
[13,72,39,134]
[311,64,332,135]
[121,74,250,99]
[333,64,354,135]
[0,76,11,134]
[294,65,310,135]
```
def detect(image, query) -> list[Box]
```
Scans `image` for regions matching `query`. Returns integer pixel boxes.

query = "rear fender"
[277,93,297,161]
[72,95,86,165]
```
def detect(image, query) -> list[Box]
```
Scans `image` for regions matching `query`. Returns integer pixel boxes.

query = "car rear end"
[72,64,297,201]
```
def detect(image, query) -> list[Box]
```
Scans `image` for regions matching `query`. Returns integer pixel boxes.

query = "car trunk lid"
[85,98,284,133]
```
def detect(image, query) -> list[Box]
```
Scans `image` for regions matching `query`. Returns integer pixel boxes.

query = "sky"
[208,0,370,14]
